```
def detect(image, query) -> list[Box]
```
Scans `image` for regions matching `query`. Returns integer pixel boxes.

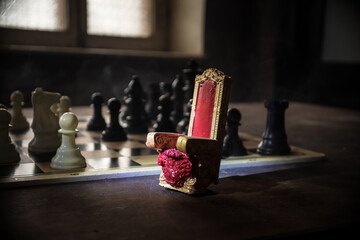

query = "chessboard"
[0,112,325,188]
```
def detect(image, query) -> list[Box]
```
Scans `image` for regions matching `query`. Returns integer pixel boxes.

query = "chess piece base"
[102,129,127,142]
[257,138,291,155]
[28,132,60,155]
[51,148,86,169]
[86,118,106,131]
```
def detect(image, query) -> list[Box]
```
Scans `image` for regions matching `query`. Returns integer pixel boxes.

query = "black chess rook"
[257,99,291,155]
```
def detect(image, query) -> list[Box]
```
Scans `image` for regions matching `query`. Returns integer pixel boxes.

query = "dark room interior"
[1,0,359,109]
[0,0,359,239]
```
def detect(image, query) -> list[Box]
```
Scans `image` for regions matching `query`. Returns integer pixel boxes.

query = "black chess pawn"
[102,98,127,142]
[10,90,30,134]
[176,99,192,134]
[153,82,175,132]
[222,108,247,156]
[87,92,106,131]
[182,59,202,103]
[122,75,149,134]
[170,74,184,126]
[257,99,291,155]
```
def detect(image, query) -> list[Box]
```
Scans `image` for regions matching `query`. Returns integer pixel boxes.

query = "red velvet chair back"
[191,79,216,138]
[187,69,232,144]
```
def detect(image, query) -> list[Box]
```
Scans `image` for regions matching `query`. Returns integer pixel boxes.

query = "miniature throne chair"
[146,68,231,194]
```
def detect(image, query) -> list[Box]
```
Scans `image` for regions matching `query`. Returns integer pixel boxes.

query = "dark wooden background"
[0,0,359,109]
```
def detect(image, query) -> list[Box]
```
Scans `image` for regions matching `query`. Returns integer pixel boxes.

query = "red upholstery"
[192,79,216,138]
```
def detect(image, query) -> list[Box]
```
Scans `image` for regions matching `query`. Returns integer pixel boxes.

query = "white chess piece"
[10,90,29,133]
[0,108,20,164]
[50,96,72,118]
[58,96,71,117]
[50,112,86,169]
[28,88,61,154]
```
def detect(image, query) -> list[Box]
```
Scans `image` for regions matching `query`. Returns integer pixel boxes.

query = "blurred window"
[87,0,152,38]
[0,0,67,31]
[0,0,164,50]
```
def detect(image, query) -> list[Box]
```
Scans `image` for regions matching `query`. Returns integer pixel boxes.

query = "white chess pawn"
[50,112,86,169]
[10,90,29,133]
[0,108,20,164]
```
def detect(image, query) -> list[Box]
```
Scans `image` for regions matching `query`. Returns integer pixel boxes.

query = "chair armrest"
[176,136,219,156]
[146,132,185,151]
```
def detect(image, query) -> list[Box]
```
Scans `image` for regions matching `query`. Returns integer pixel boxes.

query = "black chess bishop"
[122,75,148,134]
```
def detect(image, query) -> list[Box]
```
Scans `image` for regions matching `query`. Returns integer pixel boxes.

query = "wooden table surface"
[1,102,359,240]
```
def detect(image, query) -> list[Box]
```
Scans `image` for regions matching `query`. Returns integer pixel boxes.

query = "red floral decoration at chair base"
[157,148,193,187]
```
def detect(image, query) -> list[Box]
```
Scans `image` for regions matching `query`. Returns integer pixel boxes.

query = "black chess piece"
[122,75,149,134]
[102,98,127,142]
[0,108,20,164]
[182,59,201,103]
[10,90,30,134]
[176,99,192,134]
[222,108,247,156]
[87,92,106,131]
[170,74,184,126]
[153,82,175,132]
[257,99,291,155]
[147,82,160,122]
